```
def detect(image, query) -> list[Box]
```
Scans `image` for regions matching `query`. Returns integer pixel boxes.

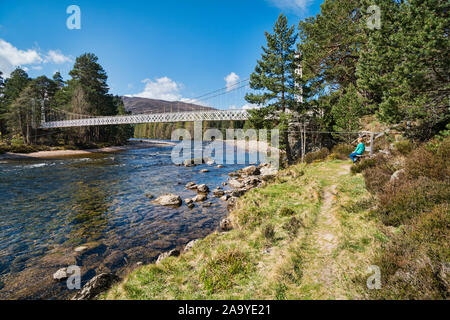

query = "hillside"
[122,96,216,114]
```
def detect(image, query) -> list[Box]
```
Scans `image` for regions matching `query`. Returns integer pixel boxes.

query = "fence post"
[370,132,375,157]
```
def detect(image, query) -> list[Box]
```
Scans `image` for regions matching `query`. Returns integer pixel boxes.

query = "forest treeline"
[241,0,448,160]
[134,120,248,140]
[0,53,133,152]
[136,0,448,160]
[1,0,447,155]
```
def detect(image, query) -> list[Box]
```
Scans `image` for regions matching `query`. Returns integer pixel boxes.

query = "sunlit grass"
[102,160,385,300]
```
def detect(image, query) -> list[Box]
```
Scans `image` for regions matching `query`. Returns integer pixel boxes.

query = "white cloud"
[242,103,260,110]
[0,39,42,76]
[46,50,72,64]
[266,0,312,14]
[0,39,72,77]
[229,103,260,110]
[129,77,182,101]
[225,72,240,92]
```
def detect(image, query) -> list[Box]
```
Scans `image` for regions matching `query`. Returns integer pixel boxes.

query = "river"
[0,140,258,299]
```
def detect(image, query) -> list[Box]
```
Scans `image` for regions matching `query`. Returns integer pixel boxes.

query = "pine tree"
[3,68,30,106]
[357,0,449,139]
[65,53,119,144]
[245,14,302,162]
[298,0,365,94]
[53,71,65,90]
[1,68,31,136]
[331,84,365,142]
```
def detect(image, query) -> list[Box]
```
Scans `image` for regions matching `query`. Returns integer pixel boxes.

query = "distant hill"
[122,96,215,114]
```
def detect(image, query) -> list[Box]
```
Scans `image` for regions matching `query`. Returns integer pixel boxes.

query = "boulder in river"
[200,169,209,173]
[53,268,68,281]
[228,179,244,189]
[216,165,224,168]
[152,194,182,206]
[74,246,88,253]
[72,273,120,300]
[193,194,207,202]
[240,165,260,176]
[196,184,209,193]
[260,166,278,180]
[231,189,247,197]
[242,176,262,187]
[184,198,193,205]
[220,194,230,201]
[186,182,197,190]
[213,189,225,197]
[183,159,199,167]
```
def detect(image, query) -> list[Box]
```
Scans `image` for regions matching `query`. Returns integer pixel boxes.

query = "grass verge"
[102,160,385,300]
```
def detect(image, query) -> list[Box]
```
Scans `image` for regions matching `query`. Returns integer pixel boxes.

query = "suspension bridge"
[39,79,254,129]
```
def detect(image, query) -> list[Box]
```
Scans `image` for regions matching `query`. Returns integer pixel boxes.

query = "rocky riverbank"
[67,162,278,299]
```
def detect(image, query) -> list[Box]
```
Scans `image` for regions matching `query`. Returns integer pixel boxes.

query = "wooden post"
[370,132,375,157]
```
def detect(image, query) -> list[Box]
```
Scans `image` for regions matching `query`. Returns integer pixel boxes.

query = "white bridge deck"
[40,110,250,129]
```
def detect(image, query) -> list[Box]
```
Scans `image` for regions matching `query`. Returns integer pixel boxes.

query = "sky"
[0,0,322,105]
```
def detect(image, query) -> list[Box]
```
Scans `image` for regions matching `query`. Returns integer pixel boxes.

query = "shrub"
[282,217,303,239]
[9,144,39,153]
[371,203,450,299]
[371,135,391,153]
[363,164,394,194]
[327,153,339,160]
[394,140,414,155]
[405,138,450,181]
[331,143,354,160]
[200,247,251,293]
[376,177,450,226]
[351,154,386,174]
[263,224,275,242]
[279,207,295,217]
[304,147,329,164]
[351,158,376,174]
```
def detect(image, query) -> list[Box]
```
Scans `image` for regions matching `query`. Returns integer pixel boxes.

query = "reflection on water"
[0,142,256,299]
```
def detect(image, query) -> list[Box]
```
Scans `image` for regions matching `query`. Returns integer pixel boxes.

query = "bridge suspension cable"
[39,79,255,128]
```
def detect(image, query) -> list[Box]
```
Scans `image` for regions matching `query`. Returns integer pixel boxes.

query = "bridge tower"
[288,52,307,160]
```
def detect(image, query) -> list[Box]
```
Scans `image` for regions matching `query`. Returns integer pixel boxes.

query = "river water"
[0,140,257,299]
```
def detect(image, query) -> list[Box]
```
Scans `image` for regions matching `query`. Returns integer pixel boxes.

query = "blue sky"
[0,0,322,104]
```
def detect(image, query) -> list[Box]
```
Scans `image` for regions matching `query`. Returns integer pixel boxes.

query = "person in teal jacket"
[349,137,365,163]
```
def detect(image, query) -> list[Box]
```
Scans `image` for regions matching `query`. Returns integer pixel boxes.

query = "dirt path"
[299,163,351,299]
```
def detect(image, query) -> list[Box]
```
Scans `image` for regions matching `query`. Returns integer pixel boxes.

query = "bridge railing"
[39,109,250,129]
